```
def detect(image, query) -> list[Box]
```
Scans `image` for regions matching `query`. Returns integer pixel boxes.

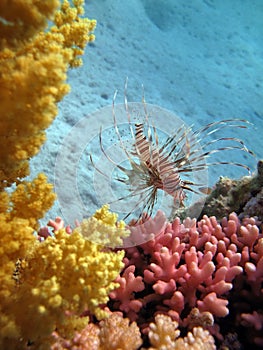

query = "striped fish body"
[134,123,186,206]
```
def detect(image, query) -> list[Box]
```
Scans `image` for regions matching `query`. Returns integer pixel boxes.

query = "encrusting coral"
[187,160,263,221]
[0,0,96,188]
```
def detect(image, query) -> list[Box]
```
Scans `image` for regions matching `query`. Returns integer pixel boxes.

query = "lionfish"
[90,81,254,221]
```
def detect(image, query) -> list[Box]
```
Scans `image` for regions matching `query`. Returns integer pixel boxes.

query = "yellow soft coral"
[11,226,124,348]
[53,0,96,67]
[0,0,96,188]
[0,1,97,348]
[9,173,56,229]
[0,175,56,347]
[0,1,60,48]
[77,204,130,247]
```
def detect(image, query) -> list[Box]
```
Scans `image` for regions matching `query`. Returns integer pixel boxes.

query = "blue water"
[30,0,263,224]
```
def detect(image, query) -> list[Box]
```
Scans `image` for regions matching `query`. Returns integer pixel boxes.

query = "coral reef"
[51,312,216,350]
[77,204,130,247]
[148,314,216,350]
[39,204,130,247]
[189,160,263,221]
[40,209,262,348]
[1,0,261,349]
[1,203,126,349]
[16,217,124,347]
[0,0,97,348]
[0,0,96,188]
[0,1,59,46]
[108,211,262,348]
[25,312,142,349]
[0,174,56,347]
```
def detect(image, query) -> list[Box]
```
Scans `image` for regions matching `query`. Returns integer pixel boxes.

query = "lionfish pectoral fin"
[89,153,109,179]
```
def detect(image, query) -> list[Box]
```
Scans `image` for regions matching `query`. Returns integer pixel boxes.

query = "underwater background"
[1,1,263,348]
[29,0,263,224]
